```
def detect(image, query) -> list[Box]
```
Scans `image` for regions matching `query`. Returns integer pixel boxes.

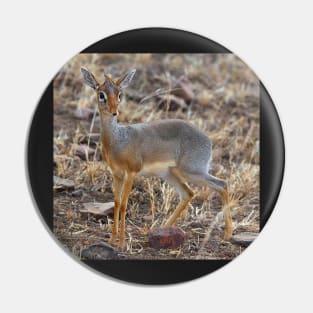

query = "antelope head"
[81,67,136,117]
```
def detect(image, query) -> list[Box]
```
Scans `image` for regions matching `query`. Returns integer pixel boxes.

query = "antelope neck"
[100,114,120,146]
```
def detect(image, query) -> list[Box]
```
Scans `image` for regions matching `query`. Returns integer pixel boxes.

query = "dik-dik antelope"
[81,67,232,250]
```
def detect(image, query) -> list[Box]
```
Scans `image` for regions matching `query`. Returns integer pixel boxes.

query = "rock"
[71,189,84,198]
[53,176,75,191]
[187,221,203,228]
[81,242,118,259]
[157,94,186,111]
[148,226,185,250]
[79,202,114,216]
[78,133,100,148]
[230,232,258,247]
[171,76,195,104]
[142,215,154,222]
[72,144,97,161]
[74,108,97,120]
[125,89,145,102]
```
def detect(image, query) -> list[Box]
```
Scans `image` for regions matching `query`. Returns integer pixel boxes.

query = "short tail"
[206,174,227,191]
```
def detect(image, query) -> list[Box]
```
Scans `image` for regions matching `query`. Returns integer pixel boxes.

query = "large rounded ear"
[116,69,136,89]
[81,67,99,89]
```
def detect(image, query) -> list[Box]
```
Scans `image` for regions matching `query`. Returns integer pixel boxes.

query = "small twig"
[87,104,98,154]
[72,229,88,235]
[139,87,182,104]
[197,211,223,256]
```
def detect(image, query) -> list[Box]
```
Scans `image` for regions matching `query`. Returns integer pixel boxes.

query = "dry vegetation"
[53,53,259,259]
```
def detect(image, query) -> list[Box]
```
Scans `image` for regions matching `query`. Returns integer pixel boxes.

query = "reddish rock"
[148,226,185,250]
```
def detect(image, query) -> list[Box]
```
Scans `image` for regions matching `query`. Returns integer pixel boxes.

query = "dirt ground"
[53,53,260,260]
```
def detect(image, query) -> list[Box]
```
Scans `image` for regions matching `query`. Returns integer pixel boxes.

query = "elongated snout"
[107,95,119,116]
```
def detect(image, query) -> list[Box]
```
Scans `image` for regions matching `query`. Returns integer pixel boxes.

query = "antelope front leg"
[109,173,125,245]
[118,173,135,250]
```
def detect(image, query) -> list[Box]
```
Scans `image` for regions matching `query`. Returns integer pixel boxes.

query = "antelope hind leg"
[165,168,194,226]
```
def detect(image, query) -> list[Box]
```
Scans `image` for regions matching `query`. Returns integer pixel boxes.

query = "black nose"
[112,113,117,116]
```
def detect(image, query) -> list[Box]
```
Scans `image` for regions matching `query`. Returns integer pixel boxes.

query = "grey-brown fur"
[81,67,232,249]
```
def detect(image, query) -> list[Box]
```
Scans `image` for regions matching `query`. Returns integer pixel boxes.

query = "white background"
[1,1,312,312]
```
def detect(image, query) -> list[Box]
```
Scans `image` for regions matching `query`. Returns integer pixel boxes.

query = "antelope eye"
[99,91,106,103]
[118,93,122,103]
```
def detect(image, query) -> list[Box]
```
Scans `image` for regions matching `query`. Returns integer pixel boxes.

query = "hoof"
[118,240,126,251]
[108,236,117,246]
[223,230,233,241]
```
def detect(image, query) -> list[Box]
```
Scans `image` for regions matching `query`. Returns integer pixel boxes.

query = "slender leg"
[220,185,233,240]
[180,170,233,240]
[118,173,135,250]
[165,167,194,226]
[109,173,125,245]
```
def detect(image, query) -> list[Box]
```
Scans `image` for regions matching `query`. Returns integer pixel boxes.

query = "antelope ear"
[117,69,136,89]
[81,67,99,89]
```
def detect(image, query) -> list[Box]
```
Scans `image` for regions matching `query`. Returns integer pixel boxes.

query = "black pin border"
[27,28,285,285]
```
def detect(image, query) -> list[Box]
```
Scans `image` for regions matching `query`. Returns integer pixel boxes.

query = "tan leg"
[178,170,233,240]
[202,176,233,241]
[165,197,193,226]
[220,186,233,240]
[118,173,135,250]
[165,168,194,226]
[109,173,125,245]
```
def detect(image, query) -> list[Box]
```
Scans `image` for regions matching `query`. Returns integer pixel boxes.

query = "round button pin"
[27,28,284,284]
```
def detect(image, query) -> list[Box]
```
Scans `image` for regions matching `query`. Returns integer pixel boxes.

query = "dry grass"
[53,53,259,259]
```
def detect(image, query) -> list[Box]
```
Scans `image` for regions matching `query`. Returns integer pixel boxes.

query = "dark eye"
[118,93,122,103]
[99,91,106,103]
